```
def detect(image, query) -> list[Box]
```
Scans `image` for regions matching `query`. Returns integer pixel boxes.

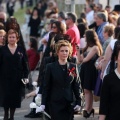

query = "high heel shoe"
[83,109,94,118]
[83,110,89,118]
[89,109,94,117]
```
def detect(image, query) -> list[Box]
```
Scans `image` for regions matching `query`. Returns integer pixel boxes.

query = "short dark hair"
[80,12,86,19]
[105,5,111,9]
[97,3,103,9]
[30,37,38,51]
[58,12,66,19]
[89,4,95,10]
[77,18,86,24]
[67,12,77,23]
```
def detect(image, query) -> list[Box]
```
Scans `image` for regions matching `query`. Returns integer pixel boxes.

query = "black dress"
[99,72,120,120]
[28,16,41,37]
[6,1,15,17]
[80,51,98,90]
[42,61,81,120]
[0,45,29,108]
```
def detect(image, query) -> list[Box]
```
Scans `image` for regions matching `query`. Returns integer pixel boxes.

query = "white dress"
[80,38,86,49]
[103,39,117,78]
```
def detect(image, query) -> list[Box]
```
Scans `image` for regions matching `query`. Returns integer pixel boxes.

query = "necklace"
[8,44,17,49]
[60,64,67,71]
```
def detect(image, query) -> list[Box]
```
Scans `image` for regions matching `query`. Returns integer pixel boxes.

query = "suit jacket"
[42,61,81,106]
[38,56,77,94]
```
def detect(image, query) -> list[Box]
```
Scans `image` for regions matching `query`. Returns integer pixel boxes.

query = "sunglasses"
[65,17,71,20]
[52,26,57,29]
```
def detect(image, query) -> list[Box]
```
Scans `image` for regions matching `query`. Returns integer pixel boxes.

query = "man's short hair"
[97,3,103,9]
[67,12,77,23]
[97,12,107,22]
[58,12,66,20]
[105,5,111,9]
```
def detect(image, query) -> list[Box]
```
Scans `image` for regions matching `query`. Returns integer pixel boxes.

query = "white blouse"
[115,69,120,79]
[110,39,117,50]
[103,39,117,79]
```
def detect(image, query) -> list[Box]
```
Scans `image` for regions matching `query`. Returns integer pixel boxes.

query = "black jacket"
[38,56,76,93]
[42,61,81,106]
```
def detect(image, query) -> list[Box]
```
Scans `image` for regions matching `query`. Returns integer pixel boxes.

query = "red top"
[66,24,80,57]
[27,49,40,71]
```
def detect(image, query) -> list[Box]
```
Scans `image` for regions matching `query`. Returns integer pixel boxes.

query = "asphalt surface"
[0,96,100,120]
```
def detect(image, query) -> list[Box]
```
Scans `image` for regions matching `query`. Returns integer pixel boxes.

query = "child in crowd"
[27,37,40,71]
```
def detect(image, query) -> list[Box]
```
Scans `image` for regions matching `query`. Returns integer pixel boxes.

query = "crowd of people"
[0,0,120,120]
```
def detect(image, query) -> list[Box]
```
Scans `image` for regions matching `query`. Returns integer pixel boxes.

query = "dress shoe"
[8,118,14,120]
[83,109,94,118]
[30,113,42,118]
[24,111,42,118]
[3,118,8,120]
[24,111,35,118]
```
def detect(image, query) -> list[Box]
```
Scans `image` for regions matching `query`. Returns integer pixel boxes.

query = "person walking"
[36,40,81,120]
[6,0,15,17]
[0,29,29,120]
[28,8,41,39]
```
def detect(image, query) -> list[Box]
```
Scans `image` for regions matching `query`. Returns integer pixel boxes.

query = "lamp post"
[71,0,75,12]
[107,0,110,5]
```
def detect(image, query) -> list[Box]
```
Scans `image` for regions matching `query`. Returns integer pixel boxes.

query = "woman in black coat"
[6,0,15,17]
[0,29,29,120]
[28,8,41,38]
[36,40,81,120]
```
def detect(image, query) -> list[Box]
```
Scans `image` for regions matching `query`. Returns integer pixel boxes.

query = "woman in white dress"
[101,27,120,78]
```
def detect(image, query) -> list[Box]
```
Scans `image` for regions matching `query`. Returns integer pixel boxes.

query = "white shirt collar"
[115,69,120,79]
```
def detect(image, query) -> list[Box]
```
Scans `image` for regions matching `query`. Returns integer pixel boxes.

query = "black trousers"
[49,98,74,120]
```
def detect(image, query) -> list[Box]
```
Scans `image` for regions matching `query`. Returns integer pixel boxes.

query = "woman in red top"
[27,38,40,71]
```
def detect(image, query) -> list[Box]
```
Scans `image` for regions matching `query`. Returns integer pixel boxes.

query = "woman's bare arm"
[83,46,98,63]
[101,44,112,75]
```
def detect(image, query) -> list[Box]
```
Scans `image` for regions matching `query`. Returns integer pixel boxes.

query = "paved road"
[0,96,100,120]
[0,59,101,120]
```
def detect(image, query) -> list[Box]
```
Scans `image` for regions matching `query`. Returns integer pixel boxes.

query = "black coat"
[6,1,15,17]
[38,56,76,93]
[41,61,81,120]
[99,72,120,120]
[28,16,41,37]
[0,45,29,108]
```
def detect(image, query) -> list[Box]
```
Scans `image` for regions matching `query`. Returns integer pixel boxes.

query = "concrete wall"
[55,0,85,17]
